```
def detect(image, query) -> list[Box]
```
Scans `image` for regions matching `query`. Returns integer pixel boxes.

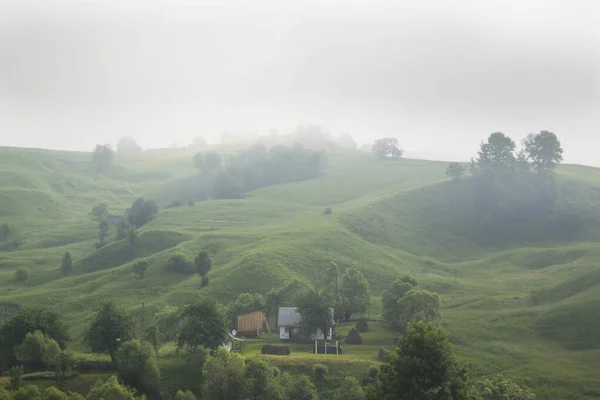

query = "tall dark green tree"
[194,251,213,278]
[60,252,73,276]
[340,267,371,320]
[177,297,228,352]
[86,302,136,362]
[475,132,516,175]
[523,131,563,174]
[381,275,418,326]
[127,198,158,228]
[297,289,333,340]
[98,219,109,243]
[375,322,468,400]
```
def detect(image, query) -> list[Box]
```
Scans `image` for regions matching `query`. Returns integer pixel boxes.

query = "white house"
[277,307,333,340]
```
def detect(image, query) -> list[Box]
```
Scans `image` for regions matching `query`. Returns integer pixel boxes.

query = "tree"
[98,219,109,244]
[375,322,468,400]
[152,305,181,342]
[12,384,40,400]
[470,377,535,400]
[213,171,245,199]
[193,153,204,170]
[192,136,207,148]
[334,377,366,400]
[446,162,466,181]
[9,365,24,390]
[373,137,403,159]
[297,290,333,340]
[86,375,144,400]
[202,348,248,400]
[92,144,115,173]
[245,359,286,400]
[194,251,213,278]
[86,302,136,362]
[38,387,68,400]
[287,375,319,400]
[61,252,73,277]
[396,287,442,327]
[381,275,418,326]
[53,350,76,382]
[164,255,193,274]
[1,223,12,241]
[523,131,563,174]
[175,390,198,400]
[0,307,70,363]
[116,340,160,394]
[14,330,62,370]
[475,132,516,175]
[203,151,222,173]
[143,324,161,358]
[14,267,30,281]
[126,198,158,228]
[177,297,228,352]
[133,260,148,279]
[340,267,371,320]
[116,219,130,241]
[117,137,142,153]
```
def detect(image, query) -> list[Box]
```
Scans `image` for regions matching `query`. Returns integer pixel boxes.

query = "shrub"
[9,365,24,390]
[355,318,369,333]
[313,364,328,381]
[164,255,193,274]
[14,267,30,281]
[345,327,362,345]
[174,390,197,400]
[201,275,209,287]
[260,344,291,355]
[378,347,390,361]
[166,201,183,209]
[324,207,332,215]
[368,366,379,379]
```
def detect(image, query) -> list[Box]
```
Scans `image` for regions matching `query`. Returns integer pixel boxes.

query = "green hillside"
[1,145,600,399]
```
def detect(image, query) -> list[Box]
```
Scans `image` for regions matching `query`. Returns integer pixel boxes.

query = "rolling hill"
[1,145,600,399]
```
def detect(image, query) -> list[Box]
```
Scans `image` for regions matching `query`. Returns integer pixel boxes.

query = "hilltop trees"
[474,132,517,175]
[117,137,142,153]
[523,131,563,174]
[373,137,403,159]
[86,302,136,362]
[92,144,115,173]
[177,297,228,353]
[60,252,73,276]
[194,151,222,174]
[446,162,467,181]
[374,322,468,400]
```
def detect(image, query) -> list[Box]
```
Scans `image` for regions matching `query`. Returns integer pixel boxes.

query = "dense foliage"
[86,301,136,361]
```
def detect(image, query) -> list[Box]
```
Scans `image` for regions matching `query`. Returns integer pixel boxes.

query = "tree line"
[0,298,534,400]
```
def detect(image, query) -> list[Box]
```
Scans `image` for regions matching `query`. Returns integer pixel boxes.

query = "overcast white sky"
[0,0,599,164]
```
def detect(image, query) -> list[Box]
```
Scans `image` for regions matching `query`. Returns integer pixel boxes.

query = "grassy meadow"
[1,145,600,399]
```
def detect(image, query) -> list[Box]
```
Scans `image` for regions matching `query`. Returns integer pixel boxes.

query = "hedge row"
[261,344,291,355]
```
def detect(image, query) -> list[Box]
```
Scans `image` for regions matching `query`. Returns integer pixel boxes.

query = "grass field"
[1,145,600,399]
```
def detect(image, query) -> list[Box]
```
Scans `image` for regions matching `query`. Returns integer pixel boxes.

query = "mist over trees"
[373,137,403,159]
[117,137,142,153]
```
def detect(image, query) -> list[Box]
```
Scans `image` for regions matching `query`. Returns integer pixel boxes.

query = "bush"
[378,347,390,361]
[201,275,209,287]
[355,318,369,333]
[345,327,362,345]
[166,201,183,209]
[324,208,332,215]
[174,390,197,400]
[260,345,291,355]
[164,255,193,274]
[367,366,379,379]
[313,364,328,381]
[14,267,30,281]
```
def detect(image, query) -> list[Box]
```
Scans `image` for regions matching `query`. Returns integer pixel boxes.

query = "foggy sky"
[1,0,599,165]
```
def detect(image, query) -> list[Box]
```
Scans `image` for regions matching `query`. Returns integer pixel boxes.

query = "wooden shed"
[237,310,270,337]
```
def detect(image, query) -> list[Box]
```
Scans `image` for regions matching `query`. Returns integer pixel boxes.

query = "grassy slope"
[1,146,600,399]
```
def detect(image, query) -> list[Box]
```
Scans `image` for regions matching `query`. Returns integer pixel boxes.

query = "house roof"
[277,307,301,327]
